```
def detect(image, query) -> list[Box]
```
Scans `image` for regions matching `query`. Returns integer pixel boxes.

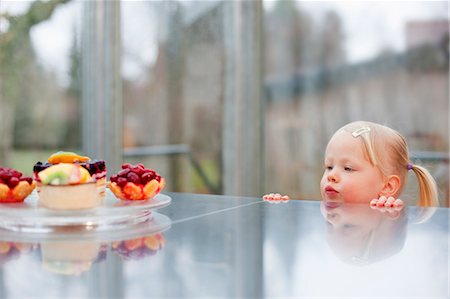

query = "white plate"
[0,189,171,233]
[0,212,171,242]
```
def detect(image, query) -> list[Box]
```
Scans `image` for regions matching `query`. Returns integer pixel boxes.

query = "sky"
[298,1,448,63]
[1,0,448,86]
[0,0,82,86]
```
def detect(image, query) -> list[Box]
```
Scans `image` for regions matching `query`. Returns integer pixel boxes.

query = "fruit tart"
[36,163,100,210]
[0,167,35,203]
[33,151,107,196]
[108,163,165,200]
[112,233,165,260]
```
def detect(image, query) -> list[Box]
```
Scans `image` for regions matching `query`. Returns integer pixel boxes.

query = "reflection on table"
[320,201,408,265]
[0,192,447,298]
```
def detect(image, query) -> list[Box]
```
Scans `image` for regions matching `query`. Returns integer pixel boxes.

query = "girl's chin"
[322,192,340,201]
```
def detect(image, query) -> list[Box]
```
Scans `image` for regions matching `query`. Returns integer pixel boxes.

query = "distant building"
[405,19,449,48]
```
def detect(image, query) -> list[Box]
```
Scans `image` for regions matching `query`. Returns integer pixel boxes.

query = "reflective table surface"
[0,192,448,298]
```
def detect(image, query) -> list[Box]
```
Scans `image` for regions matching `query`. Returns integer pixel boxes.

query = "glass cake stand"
[0,189,171,234]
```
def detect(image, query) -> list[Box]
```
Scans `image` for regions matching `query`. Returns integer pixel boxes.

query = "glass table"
[0,191,448,298]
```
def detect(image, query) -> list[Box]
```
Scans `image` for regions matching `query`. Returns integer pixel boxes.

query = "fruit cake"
[36,163,100,210]
[33,151,107,196]
[108,163,165,200]
[0,167,35,203]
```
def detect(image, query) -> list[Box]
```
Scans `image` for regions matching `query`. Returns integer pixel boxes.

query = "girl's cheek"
[340,181,363,203]
[319,176,327,189]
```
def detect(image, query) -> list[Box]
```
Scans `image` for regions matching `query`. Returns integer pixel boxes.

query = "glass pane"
[0,0,83,176]
[1,0,448,206]
[121,1,225,194]
[263,0,449,205]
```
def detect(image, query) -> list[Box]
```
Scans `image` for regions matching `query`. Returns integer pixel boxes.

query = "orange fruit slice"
[47,151,90,164]
[123,182,143,200]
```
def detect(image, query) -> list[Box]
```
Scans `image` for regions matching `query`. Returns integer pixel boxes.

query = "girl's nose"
[327,170,338,182]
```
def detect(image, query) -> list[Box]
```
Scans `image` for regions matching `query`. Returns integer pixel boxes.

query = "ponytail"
[410,164,439,207]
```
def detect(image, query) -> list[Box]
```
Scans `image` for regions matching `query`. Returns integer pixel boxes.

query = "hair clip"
[352,127,371,138]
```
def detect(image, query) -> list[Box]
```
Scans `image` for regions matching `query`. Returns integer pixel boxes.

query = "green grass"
[191,158,220,193]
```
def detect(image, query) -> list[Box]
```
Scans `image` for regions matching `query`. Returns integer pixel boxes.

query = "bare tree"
[0,0,70,165]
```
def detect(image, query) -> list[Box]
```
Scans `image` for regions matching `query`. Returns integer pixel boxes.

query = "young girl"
[264,121,439,208]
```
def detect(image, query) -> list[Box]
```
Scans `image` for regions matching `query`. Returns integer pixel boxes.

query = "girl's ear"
[380,175,401,198]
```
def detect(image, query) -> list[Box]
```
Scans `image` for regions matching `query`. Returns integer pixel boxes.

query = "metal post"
[223,2,265,297]
[81,1,123,297]
[81,0,123,176]
[166,2,185,192]
[222,0,265,197]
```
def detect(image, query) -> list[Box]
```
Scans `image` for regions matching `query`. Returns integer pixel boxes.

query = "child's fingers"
[262,193,289,203]
[377,196,387,207]
[262,193,275,202]
[370,198,379,207]
[384,196,395,207]
[393,198,404,208]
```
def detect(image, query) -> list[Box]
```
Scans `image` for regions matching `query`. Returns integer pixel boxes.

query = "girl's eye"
[344,167,353,172]
[325,165,333,170]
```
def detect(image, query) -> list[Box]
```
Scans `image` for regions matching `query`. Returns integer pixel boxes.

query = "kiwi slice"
[42,170,69,185]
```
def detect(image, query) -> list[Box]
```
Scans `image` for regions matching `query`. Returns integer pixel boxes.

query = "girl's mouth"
[324,185,339,197]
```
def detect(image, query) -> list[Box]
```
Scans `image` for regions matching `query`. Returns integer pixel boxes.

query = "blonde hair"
[337,121,439,207]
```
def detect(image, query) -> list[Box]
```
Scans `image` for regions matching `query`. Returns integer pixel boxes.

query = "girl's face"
[320,131,385,204]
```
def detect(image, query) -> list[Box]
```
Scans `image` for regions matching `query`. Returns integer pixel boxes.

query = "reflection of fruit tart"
[40,241,106,275]
[112,233,165,260]
[33,151,107,196]
[0,241,35,264]
[0,167,35,203]
[108,163,165,200]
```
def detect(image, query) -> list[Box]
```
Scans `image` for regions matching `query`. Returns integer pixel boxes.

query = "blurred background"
[0,0,448,205]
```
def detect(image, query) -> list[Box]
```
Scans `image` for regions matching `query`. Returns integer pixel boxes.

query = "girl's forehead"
[325,131,367,160]
[327,130,359,149]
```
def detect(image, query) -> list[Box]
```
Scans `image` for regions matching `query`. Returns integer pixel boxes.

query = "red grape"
[118,168,130,177]
[8,177,19,188]
[127,172,140,184]
[117,177,127,187]
[122,163,133,169]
